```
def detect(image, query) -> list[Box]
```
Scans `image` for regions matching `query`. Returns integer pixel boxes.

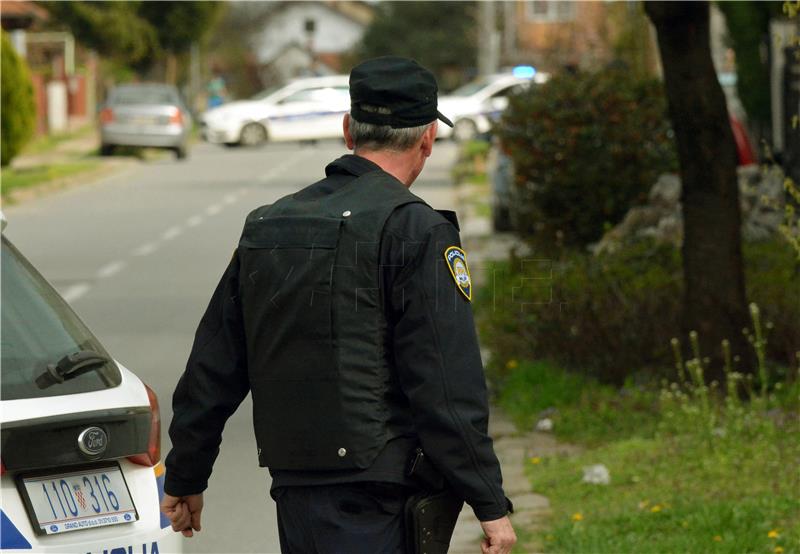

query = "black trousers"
[274,482,412,554]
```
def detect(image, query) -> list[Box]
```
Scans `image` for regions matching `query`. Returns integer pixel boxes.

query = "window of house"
[525,1,576,22]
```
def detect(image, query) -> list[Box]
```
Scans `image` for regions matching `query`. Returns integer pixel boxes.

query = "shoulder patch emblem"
[444,246,472,301]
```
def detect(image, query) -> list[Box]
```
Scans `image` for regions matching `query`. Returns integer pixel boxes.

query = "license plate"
[17,462,138,535]
[126,115,159,126]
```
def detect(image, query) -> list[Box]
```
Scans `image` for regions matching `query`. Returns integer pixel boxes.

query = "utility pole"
[503,1,517,66]
[478,1,499,76]
[190,42,201,113]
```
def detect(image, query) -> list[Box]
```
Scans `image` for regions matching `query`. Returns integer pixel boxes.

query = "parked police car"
[437,67,549,142]
[0,215,181,554]
[201,75,350,147]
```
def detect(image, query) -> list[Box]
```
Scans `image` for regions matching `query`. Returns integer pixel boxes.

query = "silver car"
[99,84,191,159]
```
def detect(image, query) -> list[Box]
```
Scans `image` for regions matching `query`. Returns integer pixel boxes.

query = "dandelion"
[768,530,780,539]
[529,457,541,465]
[572,512,583,522]
[713,535,723,542]
[774,547,784,554]
[650,504,663,513]
[506,359,518,369]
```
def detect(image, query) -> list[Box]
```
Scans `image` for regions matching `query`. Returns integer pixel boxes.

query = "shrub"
[476,240,799,385]
[495,68,677,246]
[1,31,36,167]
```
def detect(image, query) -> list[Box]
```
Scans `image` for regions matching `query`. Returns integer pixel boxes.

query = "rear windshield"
[1,237,121,400]
[251,85,281,101]
[111,86,179,106]
[450,78,492,97]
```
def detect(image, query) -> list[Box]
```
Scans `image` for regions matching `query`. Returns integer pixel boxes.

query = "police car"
[0,214,181,554]
[201,74,350,147]
[437,67,549,142]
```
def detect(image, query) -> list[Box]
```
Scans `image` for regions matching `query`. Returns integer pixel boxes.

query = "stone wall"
[592,166,786,255]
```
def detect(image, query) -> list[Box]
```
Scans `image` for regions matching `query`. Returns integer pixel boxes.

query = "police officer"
[161,56,516,554]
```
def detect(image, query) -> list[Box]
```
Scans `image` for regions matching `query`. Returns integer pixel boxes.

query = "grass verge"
[497,360,663,446]
[494,359,800,552]
[2,161,102,200]
[20,125,95,156]
[527,425,799,553]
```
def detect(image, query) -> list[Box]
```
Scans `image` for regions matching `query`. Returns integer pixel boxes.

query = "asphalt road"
[4,139,460,554]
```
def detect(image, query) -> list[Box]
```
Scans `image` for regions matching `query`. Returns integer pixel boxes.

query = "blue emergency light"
[512,65,536,79]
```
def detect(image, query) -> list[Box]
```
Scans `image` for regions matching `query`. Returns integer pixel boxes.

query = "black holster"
[404,448,464,554]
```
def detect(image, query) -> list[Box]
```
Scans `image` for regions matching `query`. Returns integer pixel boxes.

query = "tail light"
[128,384,161,467]
[99,107,114,124]
[169,107,183,125]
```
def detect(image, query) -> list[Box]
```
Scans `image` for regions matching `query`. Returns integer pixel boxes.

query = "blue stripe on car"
[264,110,348,123]
[155,474,171,529]
[1,510,32,550]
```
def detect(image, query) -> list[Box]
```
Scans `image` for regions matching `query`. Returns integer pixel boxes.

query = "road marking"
[162,226,183,241]
[97,261,126,279]
[223,193,238,205]
[62,283,91,303]
[186,215,204,227]
[206,204,222,216]
[258,151,312,183]
[133,242,158,256]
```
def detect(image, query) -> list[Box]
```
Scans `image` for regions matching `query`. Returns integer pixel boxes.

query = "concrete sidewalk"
[10,127,101,169]
[5,127,138,205]
[448,412,555,554]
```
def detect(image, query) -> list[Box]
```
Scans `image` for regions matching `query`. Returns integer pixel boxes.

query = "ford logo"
[77,426,108,457]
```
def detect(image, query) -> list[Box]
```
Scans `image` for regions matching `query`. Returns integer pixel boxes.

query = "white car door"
[266,86,350,141]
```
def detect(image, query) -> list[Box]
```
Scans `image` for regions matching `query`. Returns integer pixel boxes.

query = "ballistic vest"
[238,170,426,470]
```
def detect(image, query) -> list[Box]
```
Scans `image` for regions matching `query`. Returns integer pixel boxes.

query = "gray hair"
[348,110,432,152]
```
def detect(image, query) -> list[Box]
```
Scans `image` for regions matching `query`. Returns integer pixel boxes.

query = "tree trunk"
[165,52,178,85]
[645,1,751,377]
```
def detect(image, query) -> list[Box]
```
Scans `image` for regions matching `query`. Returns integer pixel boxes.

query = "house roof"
[325,1,373,26]
[0,1,49,23]
[269,1,374,27]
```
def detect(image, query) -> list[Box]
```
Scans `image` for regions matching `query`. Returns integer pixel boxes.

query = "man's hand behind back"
[480,515,517,554]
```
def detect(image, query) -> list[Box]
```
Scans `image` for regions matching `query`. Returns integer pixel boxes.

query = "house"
[498,1,658,73]
[0,0,49,52]
[252,1,373,84]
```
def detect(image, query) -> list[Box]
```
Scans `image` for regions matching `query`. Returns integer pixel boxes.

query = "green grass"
[527,423,800,553]
[497,360,662,445]
[495,361,800,553]
[21,125,94,156]
[511,526,537,553]
[2,161,102,199]
[452,139,491,184]
[474,201,492,218]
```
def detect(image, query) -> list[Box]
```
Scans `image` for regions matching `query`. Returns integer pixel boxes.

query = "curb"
[447,179,555,553]
[2,158,137,207]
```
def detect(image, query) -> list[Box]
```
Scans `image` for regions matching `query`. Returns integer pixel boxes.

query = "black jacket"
[165,154,511,521]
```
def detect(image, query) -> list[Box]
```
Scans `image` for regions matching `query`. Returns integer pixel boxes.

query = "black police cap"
[349,56,454,129]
